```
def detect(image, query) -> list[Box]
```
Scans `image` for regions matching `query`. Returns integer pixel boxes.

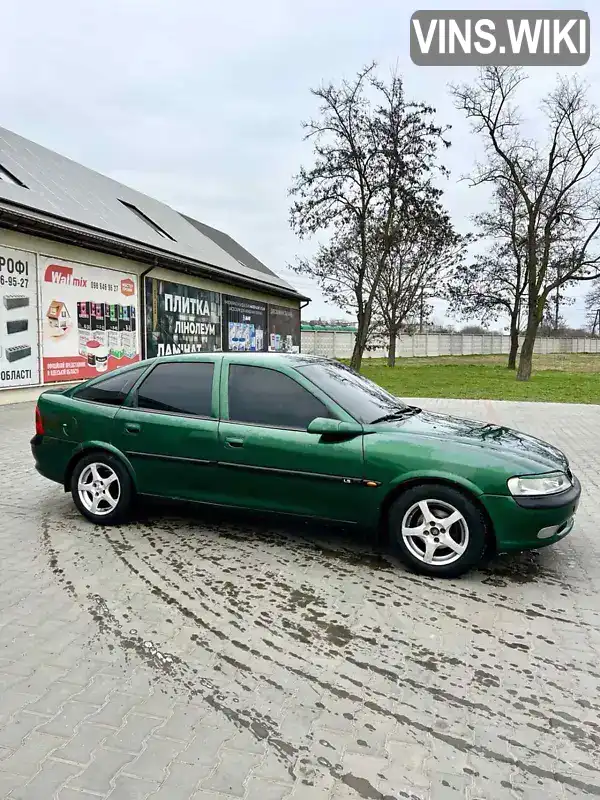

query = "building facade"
[0,128,307,404]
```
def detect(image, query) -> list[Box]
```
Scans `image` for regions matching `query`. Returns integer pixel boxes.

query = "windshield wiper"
[369,406,421,425]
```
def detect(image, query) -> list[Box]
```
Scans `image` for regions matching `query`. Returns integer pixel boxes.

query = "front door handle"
[125,423,141,434]
[225,437,244,448]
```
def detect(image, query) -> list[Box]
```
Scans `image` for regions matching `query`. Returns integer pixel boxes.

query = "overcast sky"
[1,0,598,327]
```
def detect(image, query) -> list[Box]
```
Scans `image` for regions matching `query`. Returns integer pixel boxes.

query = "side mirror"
[307,417,363,437]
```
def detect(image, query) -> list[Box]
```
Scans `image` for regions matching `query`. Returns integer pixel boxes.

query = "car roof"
[152,352,332,368]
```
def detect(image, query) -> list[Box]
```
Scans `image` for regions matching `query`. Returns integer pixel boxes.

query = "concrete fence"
[300,330,600,359]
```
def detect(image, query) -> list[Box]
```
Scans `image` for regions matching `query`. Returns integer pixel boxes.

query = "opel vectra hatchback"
[31,353,581,578]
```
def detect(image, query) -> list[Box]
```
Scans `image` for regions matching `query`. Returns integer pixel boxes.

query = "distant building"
[0,127,308,402]
[301,323,358,333]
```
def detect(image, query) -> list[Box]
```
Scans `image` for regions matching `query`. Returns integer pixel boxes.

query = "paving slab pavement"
[0,398,599,800]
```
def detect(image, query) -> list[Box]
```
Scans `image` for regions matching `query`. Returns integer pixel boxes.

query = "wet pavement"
[0,397,599,800]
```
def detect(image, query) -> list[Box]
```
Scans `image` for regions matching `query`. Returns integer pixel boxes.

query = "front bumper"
[481,475,581,552]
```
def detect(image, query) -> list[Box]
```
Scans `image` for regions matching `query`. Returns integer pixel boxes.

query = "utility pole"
[419,289,424,334]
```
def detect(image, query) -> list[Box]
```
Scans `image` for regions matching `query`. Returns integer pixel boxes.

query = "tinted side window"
[136,361,214,417]
[228,365,329,429]
[74,365,147,406]
[298,360,407,423]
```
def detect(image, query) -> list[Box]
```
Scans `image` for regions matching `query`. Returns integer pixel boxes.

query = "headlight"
[507,472,571,497]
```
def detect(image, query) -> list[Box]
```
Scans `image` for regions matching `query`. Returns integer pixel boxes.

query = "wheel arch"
[63,443,137,493]
[378,475,497,552]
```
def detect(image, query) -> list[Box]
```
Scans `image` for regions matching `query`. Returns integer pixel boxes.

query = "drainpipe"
[138,262,157,360]
[299,301,310,354]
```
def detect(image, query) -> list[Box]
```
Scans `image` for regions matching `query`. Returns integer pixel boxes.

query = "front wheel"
[71,453,133,525]
[388,484,487,578]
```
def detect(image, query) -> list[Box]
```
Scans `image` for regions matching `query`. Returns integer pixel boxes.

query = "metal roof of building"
[181,216,276,280]
[0,126,304,300]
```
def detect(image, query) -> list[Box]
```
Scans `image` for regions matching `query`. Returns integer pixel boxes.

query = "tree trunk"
[516,313,540,381]
[351,293,378,371]
[518,223,541,382]
[387,330,397,367]
[350,336,361,371]
[507,315,519,370]
[350,314,369,371]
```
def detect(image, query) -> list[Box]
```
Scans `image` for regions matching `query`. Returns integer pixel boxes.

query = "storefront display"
[267,304,301,353]
[41,257,140,383]
[222,295,267,352]
[0,246,41,389]
[145,277,221,357]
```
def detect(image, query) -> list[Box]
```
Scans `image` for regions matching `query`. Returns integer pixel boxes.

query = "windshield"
[297,361,407,424]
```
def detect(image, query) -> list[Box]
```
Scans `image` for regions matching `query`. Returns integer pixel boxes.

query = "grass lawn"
[357,354,600,404]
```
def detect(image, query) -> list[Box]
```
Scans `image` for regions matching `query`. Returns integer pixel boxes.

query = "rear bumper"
[31,435,68,485]
[481,475,581,552]
[31,434,43,473]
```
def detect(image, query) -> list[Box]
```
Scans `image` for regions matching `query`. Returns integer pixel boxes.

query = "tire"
[71,452,133,526]
[388,483,487,578]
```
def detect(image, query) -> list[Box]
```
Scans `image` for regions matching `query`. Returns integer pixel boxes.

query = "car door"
[217,361,368,523]
[66,363,152,445]
[112,358,224,503]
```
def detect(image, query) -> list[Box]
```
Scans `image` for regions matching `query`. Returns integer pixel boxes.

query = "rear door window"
[74,365,148,406]
[135,361,215,417]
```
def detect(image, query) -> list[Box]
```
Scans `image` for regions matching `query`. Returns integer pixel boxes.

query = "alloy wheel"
[401,498,469,566]
[77,462,121,517]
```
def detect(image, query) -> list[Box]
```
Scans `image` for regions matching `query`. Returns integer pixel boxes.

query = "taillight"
[35,405,44,436]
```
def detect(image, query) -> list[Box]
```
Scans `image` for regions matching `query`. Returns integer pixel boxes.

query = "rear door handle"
[225,437,244,448]
[125,423,141,434]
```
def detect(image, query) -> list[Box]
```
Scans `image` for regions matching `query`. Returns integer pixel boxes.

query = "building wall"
[143,266,298,308]
[0,229,149,279]
[0,230,300,405]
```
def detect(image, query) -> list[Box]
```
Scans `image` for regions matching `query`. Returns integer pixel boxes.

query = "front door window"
[227,364,330,430]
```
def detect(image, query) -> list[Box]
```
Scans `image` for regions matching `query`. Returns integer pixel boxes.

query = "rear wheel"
[71,453,133,525]
[389,484,487,578]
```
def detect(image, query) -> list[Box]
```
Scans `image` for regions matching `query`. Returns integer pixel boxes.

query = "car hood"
[376,410,570,473]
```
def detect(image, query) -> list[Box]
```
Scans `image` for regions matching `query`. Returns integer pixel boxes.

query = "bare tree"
[445,178,528,369]
[291,231,366,320]
[585,281,600,333]
[531,263,576,334]
[373,200,463,366]
[452,67,600,381]
[290,64,451,370]
[447,244,525,369]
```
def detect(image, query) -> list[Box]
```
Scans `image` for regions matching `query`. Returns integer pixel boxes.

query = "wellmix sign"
[410,10,590,66]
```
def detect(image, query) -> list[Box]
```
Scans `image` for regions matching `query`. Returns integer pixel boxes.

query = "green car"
[31,353,580,577]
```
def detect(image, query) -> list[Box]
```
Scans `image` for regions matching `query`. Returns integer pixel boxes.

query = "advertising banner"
[267,304,301,353]
[0,246,41,389]
[41,258,140,383]
[222,295,267,352]
[145,277,221,357]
